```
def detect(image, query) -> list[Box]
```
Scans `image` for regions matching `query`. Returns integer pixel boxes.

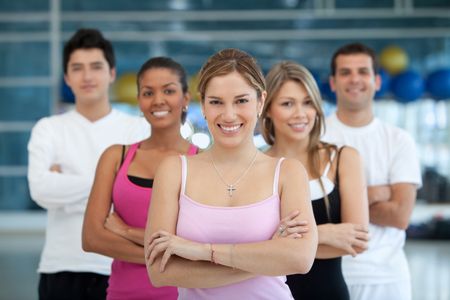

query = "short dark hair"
[63,28,115,74]
[136,56,189,123]
[330,43,378,75]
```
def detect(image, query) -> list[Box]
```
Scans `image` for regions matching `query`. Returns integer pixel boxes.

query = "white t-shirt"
[28,109,149,275]
[322,112,422,285]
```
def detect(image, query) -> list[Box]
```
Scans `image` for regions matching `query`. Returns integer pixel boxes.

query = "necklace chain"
[211,150,259,197]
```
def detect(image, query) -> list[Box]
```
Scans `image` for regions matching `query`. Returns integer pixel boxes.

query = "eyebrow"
[69,61,105,67]
[338,66,370,72]
[141,82,178,89]
[206,93,250,99]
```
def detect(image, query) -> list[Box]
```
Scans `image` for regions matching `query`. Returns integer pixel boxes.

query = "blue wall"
[1,0,450,209]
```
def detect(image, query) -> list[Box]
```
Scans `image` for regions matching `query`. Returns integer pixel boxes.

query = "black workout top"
[286,147,350,300]
[121,144,199,188]
[127,175,153,188]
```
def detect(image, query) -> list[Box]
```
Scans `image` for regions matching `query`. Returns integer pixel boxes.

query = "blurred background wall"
[1,1,450,299]
[1,0,450,231]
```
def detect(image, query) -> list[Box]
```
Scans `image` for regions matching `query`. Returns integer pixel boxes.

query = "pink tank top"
[176,156,294,300]
[108,142,197,300]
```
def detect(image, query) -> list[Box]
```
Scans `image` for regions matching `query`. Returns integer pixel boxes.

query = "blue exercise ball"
[186,102,208,130]
[375,69,391,99]
[308,69,322,90]
[426,69,450,100]
[320,81,336,104]
[61,79,75,103]
[391,70,424,103]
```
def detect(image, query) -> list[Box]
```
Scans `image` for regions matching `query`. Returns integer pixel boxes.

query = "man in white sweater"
[27,28,148,300]
[322,43,422,300]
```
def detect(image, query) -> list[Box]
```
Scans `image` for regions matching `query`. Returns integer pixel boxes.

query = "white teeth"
[290,123,306,129]
[152,111,169,117]
[220,124,241,132]
[347,87,362,93]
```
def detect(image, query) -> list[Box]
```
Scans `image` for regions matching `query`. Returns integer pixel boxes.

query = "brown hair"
[197,48,266,102]
[330,42,379,76]
[261,61,336,219]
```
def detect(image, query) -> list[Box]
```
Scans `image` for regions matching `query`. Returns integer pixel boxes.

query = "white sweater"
[28,109,149,275]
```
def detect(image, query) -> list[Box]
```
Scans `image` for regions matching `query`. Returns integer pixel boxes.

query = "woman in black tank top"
[261,61,369,300]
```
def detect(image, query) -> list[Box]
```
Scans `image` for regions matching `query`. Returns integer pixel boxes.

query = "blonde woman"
[144,49,318,300]
[261,61,369,300]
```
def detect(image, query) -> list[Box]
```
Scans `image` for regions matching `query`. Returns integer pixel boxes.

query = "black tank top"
[286,147,350,300]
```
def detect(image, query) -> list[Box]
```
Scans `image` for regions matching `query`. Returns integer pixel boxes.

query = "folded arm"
[27,119,92,210]
[145,157,317,288]
[105,211,145,246]
[316,147,369,259]
[82,145,145,264]
[369,183,417,230]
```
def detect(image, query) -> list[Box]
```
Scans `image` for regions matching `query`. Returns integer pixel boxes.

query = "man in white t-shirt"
[322,43,422,300]
[27,28,148,300]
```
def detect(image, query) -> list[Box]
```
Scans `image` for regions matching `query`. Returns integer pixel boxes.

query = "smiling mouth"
[152,111,169,117]
[289,123,307,130]
[346,87,364,94]
[218,124,242,133]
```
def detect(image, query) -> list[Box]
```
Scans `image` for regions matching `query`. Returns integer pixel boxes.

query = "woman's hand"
[272,210,309,239]
[104,212,128,238]
[146,230,208,272]
[319,223,369,257]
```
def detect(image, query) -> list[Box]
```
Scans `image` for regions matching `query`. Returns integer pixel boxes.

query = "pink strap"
[121,142,140,169]
[187,144,198,155]
[273,158,285,195]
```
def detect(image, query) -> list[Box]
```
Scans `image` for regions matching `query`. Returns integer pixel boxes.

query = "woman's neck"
[269,137,308,161]
[208,140,258,165]
[142,126,188,151]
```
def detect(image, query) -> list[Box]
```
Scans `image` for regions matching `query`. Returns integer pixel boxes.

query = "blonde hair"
[261,61,337,219]
[197,48,265,102]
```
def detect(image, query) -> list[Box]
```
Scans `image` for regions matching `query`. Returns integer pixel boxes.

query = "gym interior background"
[0,0,449,299]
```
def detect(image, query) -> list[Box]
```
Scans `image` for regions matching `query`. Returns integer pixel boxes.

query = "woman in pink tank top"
[144,49,318,300]
[82,57,198,300]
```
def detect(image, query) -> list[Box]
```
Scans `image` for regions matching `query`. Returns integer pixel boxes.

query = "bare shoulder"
[339,146,362,164]
[156,154,182,174]
[98,144,124,163]
[280,157,308,179]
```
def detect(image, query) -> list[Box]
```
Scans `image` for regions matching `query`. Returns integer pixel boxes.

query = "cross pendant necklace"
[211,150,259,198]
[226,185,236,197]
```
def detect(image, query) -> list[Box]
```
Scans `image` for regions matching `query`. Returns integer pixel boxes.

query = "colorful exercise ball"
[375,69,391,99]
[61,79,75,103]
[379,46,409,75]
[391,70,424,103]
[188,73,200,101]
[426,68,450,100]
[114,73,138,105]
